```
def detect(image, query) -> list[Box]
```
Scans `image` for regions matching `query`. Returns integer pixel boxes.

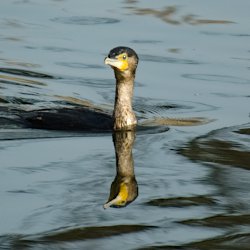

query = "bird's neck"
[113,74,137,131]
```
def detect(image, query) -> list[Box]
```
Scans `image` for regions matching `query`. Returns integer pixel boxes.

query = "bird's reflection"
[104,131,138,208]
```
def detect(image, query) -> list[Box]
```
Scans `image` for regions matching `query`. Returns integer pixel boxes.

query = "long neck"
[115,80,134,113]
[113,72,137,130]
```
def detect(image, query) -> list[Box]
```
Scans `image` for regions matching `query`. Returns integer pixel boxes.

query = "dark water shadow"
[180,214,250,228]
[145,195,217,208]
[186,232,250,250]
[179,123,250,170]
[39,224,154,241]
[1,224,154,249]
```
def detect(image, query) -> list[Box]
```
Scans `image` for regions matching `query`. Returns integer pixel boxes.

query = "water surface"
[0,0,250,249]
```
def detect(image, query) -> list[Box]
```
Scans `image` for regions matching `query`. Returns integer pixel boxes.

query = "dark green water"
[0,0,249,249]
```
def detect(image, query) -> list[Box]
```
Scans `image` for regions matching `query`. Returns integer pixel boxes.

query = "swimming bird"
[21,46,139,132]
[1,46,206,135]
[105,46,138,131]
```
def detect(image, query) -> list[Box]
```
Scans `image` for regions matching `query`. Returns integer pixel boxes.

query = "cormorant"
[24,46,138,132]
[105,46,138,131]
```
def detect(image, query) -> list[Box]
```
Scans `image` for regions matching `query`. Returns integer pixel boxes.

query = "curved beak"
[104,57,123,69]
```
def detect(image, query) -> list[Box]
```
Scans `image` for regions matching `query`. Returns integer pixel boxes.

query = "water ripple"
[179,123,250,170]
[57,62,104,69]
[131,39,162,44]
[182,73,250,84]
[0,68,55,79]
[51,16,120,25]
[25,45,79,53]
[201,31,250,37]
[140,54,202,65]
[59,77,114,88]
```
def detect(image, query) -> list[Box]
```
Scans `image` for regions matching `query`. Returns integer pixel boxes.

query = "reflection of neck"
[103,131,138,209]
[113,73,136,130]
[113,131,135,177]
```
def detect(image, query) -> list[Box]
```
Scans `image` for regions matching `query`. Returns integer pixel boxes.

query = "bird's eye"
[122,55,127,60]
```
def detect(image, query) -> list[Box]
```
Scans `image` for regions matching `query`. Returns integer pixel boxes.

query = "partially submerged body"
[0,47,211,133]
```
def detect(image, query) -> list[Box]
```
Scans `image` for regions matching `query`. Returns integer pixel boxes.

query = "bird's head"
[104,46,139,78]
